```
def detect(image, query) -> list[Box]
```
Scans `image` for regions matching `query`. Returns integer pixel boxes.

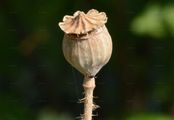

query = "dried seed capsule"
[59,9,112,77]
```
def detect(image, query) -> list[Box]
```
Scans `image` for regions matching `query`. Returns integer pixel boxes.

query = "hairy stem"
[83,77,96,120]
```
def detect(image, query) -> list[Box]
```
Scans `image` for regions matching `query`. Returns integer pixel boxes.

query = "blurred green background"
[1,0,174,120]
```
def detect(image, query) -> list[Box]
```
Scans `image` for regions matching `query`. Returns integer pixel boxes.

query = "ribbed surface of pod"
[62,26,112,76]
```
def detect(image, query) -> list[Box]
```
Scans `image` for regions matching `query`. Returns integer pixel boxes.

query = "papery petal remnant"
[59,9,107,34]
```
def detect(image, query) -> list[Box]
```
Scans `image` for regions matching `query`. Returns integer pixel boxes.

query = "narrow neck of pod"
[83,76,96,89]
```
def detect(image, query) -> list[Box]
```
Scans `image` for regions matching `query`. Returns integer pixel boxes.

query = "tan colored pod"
[59,9,112,77]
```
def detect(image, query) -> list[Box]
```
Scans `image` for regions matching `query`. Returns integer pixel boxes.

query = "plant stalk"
[83,77,96,120]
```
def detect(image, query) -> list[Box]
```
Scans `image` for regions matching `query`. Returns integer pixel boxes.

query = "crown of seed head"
[59,9,107,34]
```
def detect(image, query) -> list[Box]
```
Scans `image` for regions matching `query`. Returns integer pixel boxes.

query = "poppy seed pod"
[59,9,112,77]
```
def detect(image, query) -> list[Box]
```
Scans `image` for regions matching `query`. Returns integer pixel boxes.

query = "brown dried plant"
[59,9,112,120]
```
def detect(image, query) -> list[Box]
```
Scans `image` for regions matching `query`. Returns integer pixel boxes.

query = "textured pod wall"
[59,9,112,77]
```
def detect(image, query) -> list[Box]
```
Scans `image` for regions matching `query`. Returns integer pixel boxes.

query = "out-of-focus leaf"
[37,109,72,120]
[127,113,173,120]
[131,4,165,38]
[131,4,174,38]
[163,5,174,36]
